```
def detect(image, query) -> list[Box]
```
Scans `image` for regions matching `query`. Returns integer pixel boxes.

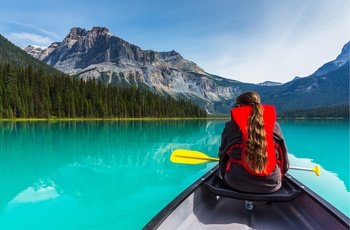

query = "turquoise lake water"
[0,119,348,229]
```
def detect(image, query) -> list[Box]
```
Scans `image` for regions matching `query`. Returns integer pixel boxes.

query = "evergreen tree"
[0,63,207,119]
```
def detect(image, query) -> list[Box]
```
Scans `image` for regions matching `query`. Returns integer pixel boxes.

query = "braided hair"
[236,91,267,174]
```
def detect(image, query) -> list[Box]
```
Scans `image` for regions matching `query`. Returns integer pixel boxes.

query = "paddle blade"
[170,149,219,164]
[312,165,321,176]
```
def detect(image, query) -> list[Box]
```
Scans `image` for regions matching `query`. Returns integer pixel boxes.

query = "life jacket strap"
[226,158,242,170]
[225,144,244,171]
[226,144,244,154]
[226,143,284,174]
[274,143,284,175]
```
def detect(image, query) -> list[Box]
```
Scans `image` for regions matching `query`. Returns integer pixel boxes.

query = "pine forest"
[0,64,207,119]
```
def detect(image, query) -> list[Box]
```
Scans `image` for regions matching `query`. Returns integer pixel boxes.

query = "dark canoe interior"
[143,165,349,230]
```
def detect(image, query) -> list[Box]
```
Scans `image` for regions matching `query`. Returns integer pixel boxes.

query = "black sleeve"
[218,120,242,178]
[218,123,230,178]
[273,122,290,174]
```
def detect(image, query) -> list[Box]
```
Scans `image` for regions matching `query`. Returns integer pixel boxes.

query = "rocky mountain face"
[24,27,349,114]
[24,27,239,114]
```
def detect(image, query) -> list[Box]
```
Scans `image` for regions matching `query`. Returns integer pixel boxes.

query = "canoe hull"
[144,165,349,230]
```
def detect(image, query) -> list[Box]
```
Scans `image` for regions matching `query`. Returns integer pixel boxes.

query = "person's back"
[218,91,289,193]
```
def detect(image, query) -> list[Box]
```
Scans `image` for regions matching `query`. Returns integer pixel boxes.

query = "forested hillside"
[0,34,62,76]
[278,105,349,118]
[0,33,206,119]
[0,64,206,118]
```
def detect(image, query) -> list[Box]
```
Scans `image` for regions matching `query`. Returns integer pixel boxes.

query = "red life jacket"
[226,105,283,176]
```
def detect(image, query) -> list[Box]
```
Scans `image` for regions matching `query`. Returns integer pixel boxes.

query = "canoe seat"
[204,175,301,202]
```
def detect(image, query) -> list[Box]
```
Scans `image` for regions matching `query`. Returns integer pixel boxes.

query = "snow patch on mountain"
[312,41,349,76]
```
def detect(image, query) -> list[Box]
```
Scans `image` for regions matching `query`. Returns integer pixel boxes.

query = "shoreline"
[0,116,347,122]
[0,117,212,122]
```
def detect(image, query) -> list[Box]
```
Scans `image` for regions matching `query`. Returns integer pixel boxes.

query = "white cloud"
[0,0,347,84]
[184,0,349,84]
[7,32,52,48]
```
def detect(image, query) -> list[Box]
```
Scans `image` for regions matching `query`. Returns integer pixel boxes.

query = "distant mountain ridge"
[258,81,282,86]
[23,27,349,114]
[312,42,349,77]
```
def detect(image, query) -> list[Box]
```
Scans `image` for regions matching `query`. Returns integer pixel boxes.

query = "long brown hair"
[236,91,267,174]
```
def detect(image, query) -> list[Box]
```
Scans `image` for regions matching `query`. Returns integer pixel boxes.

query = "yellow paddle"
[170,149,321,176]
[170,149,219,164]
[288,165,321,176]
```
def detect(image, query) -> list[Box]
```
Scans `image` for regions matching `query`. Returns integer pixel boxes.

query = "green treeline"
[278,105,349,119]
[0,64,207,119]
[0,34,63,75]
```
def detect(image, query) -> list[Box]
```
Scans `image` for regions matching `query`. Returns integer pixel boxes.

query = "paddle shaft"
[289,165,320,176]
[290,166,312,171]
[173,154,219,162]
[171,149,320,176]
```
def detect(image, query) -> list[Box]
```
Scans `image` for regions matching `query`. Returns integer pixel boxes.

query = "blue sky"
[0,0,348,83]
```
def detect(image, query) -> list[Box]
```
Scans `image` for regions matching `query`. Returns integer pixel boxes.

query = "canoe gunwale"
[143,166,217,229]
[143,164,350,229]
[286,174,349,227]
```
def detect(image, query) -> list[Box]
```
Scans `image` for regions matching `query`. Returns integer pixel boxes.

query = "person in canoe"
[218,91,290,193]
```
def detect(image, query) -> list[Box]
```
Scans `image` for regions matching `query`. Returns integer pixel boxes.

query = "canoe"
[143,165,349,230]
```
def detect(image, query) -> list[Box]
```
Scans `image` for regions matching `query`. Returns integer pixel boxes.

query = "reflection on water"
[279,119,349,217]
[288,154,349,217]
[0,120,224,229]
[0,119,348,229]
[279,119,349,191]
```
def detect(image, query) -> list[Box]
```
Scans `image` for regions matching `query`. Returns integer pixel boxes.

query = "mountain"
[265,42,349,112]
[0,34,63,75]
[258,81,282,86]
[261,63,349,112]
[24,45,45,58]
[0,34,206,119]
[312,42,349,76]
[23,27,349,115]
[24,27,241,114]
[198,42,349,114]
